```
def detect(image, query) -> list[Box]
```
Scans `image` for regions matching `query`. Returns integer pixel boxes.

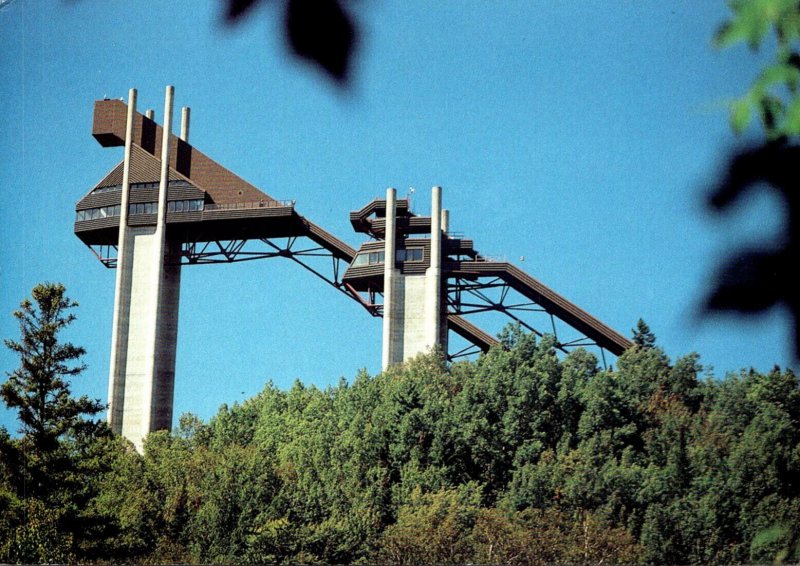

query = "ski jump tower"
[75,87,631,450]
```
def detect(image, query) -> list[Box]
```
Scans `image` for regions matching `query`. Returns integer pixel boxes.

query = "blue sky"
[0,1,790,432]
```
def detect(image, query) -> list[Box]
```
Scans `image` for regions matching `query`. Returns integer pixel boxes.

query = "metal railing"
[203,199,295,211]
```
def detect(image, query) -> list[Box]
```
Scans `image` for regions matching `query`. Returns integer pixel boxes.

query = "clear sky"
[0,1,790,432]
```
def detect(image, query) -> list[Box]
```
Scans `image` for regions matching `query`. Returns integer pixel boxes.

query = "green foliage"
[0,499,74,564]
[716,0,800,137]
[3,297,798,564]
[0,283,114,563]
[2,283,104,501]
[75,326,800,564]
[375,484,482,564]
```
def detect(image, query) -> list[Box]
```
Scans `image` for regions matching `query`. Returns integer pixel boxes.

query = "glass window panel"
[176,201,184,212]
[168,201,175,212]
[353,254,369,266]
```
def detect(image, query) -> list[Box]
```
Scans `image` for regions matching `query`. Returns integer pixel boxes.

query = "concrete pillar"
[426,186,442,347]
[145,109,154,120]
[382,187,398,370]
[180,106,190,142]
[441,209,449,235]
[155,86,174,231]
[108,88,137,431]
[108,86,182,452]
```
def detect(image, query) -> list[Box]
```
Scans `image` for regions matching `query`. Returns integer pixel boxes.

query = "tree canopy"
[3,287,797,563]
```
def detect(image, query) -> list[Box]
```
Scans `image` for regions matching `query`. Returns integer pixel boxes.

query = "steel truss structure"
[90,237,616,365]
[448,276,610,367]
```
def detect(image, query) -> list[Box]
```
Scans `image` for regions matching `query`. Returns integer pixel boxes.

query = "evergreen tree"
[1,283,104,502]
[632,318,657,348]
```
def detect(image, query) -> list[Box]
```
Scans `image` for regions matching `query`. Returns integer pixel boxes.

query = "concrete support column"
[108,88,137,431]
[155,86,174,232]
[426,186,442,348]
[108,86,182,452]
[381,187,398,370]
[441,209,449,235]
[137,85,174,442]
[180,106,190,142]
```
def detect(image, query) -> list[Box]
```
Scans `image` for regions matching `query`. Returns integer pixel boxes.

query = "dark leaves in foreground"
[706,141,800,358]
[225,0,259,21]
[225,0,357,85]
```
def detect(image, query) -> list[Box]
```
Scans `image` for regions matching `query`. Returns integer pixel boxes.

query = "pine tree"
[1,283,104,501]
[632,318,657,348]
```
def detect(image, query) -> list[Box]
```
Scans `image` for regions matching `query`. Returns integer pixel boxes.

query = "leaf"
[715,0,781,50]
[709,142,800,210]
[285,0,356,83]
[705,249,786,314]
[758,94,784,132]
[784,95,800,134]
[225,0,261,21]
[755,62,800,91]
[731,97,753,134]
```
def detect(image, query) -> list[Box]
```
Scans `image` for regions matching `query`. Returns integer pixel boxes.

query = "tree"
[632,318,656,348]
[1,283,104,501]
[715,0,800,139]
[708,1,800,359]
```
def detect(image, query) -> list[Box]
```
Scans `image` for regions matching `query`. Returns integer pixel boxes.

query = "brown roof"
[91,99,275,205]
[93,145,192,189]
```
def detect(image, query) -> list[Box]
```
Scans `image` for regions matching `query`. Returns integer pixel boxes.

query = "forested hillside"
[2,321,799,564]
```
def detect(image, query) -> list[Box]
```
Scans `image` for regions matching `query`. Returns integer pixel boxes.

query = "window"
[352,251,387,266]
[91,185,121,194]
[396,248,423,262]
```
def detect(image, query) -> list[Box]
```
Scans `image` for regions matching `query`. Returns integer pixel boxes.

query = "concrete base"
[384,273,448,366]
[109,227,181,451]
